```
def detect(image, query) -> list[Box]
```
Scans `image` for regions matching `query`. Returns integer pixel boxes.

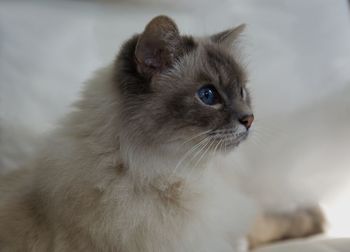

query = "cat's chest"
[183,170,255,236]
[111,170,254,251]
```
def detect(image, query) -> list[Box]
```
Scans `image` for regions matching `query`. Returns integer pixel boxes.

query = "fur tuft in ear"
[210,24,246,47]
[135,15,182,77]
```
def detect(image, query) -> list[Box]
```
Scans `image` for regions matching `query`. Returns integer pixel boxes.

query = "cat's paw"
[248,205,326,249]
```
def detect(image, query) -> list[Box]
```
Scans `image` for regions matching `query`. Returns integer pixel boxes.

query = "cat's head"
[116,15,253,158]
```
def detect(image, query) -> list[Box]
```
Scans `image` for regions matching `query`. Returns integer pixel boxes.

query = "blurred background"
[1,0,350,239]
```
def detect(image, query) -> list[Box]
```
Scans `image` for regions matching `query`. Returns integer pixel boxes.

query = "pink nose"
[239,114,254,129]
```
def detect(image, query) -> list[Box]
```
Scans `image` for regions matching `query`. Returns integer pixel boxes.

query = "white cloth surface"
[254,238,350,252]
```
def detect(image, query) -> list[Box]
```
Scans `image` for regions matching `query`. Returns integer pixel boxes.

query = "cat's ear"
[210,24,245,47]
[135,15,181,77]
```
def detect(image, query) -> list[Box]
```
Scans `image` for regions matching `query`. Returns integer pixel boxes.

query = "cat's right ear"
[210,24,246,48]
[135,15,182,78]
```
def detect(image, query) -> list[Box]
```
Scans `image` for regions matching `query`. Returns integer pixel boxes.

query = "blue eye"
[197,85,221,106]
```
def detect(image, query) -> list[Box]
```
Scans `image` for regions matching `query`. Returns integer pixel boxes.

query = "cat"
[0,15,256,251]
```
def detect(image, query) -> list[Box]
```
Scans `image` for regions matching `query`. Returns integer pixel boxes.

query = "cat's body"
[0,16,256,251]
[0,104,252,252]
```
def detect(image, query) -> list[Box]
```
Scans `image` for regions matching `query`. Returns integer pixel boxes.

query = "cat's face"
[117,16,253,156]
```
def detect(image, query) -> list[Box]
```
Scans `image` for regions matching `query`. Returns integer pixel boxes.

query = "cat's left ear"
[210,24,246,47]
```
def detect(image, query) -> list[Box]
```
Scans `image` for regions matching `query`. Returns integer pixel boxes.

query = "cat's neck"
[120,143,212,187]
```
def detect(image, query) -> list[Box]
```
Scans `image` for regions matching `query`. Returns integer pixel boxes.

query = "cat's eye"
[197,85,221,106]
[240,87,245,99]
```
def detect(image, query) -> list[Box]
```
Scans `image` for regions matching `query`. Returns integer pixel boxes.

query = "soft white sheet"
[255,238,350,252]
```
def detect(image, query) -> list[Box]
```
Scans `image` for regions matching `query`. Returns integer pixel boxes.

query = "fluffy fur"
[0,16,256,251]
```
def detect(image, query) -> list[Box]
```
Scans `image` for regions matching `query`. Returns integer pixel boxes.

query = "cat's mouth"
[208,128,249,151]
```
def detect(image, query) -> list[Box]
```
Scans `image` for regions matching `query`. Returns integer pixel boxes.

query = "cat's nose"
[239,114,254,129]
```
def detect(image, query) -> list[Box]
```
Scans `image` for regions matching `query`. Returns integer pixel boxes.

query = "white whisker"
[188,138,215,179]
[181,130,211,145]
[170,137,209,179]
[214,138,223,156]
[192,138,216,172]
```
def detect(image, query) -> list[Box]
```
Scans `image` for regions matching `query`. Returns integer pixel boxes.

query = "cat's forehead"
[178,37,246,89]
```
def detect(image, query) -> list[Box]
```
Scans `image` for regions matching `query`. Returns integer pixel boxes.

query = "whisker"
[180,130,211,145]
[189,138,216,178]
[171,137,209,179]
[183,138,213,179]
[220,138,225,151]
[193,138,216,171]
[189,138,212,165]
[213,139,223,157]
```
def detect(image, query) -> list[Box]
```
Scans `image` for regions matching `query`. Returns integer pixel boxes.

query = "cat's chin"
[217,131,250,153]
[221,141,242,151]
